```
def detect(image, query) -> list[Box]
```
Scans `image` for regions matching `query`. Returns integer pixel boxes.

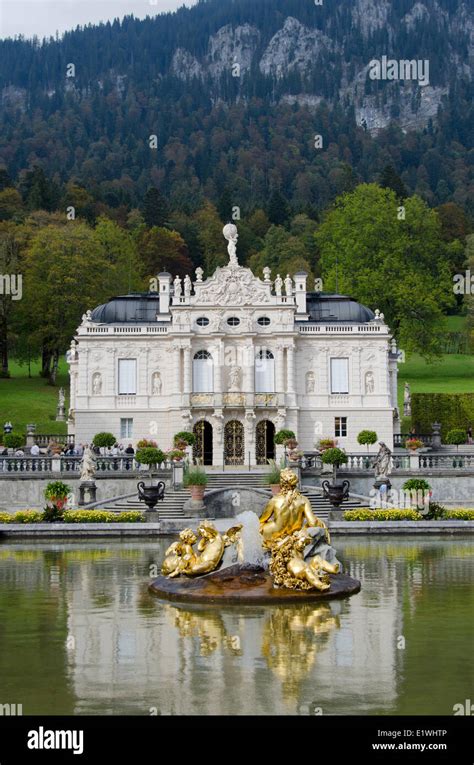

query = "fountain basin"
[149,564,361,605]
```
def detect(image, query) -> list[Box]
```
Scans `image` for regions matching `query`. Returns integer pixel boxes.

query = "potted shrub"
[4,433,24,454]
[92,432,116,454]
[405,438,424,452]
[357,430,377,453]
[167,449,186,462]
[262,459,284,495]
[317,437,337,452]
[274,429,296,445]
[445,428,466,451]
[183,465,208,501]
[135,447,166,472]
[137,439,158,449]
[174,431,196,451]
[44,481,71,522]
[402,478,432,511]
[321,448,350,508]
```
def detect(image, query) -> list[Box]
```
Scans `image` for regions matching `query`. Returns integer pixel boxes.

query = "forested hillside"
[0,0,472,214]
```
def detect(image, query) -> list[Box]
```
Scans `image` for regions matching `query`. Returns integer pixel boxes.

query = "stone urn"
[321,479,350,509]
[137,481,164,511]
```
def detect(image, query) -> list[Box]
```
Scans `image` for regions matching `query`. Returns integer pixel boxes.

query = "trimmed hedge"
[444,509,474,520]
[0,510,144,524]
[0,510,44,524]
[63,511,144,523]
[344,509,423,521]
[411,393,474,441]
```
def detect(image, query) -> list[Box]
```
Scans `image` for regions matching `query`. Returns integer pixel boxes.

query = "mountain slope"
[0,0,472,213]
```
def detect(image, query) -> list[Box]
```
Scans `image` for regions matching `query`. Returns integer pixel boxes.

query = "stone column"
[214,341,223,393]
[244,343,254,395]
[287,345,295,394]
[183,345,192,394]
[276,345,285,393]
[174,346,182,393]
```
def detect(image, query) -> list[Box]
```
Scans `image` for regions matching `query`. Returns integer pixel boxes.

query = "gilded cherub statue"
[161,521,242,578]
[269,531,340,592]
[259,468,328,546]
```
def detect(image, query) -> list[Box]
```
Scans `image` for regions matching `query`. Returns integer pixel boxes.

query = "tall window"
[120,418,133,438]
[330,358,349,394]
[193,350,214,393]
[255,350,275,393]
[118,359,137,395]
[335,417,347,437]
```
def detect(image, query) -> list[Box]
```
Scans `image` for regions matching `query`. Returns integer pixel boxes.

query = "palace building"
[67,224,400,466]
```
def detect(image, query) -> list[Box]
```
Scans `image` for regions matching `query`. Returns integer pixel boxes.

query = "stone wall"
[0,476,170,511]
[203,487,270,518]
[304,473,474,506]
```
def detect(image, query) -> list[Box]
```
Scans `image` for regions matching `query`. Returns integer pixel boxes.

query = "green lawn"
[445,315,467,333]
[397,353,474,432]
[0,360,69,436]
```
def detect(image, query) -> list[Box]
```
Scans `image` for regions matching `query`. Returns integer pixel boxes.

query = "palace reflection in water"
[0,537,472,716]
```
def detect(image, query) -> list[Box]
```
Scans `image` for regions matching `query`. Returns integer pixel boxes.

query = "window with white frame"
[330,358,349,394]
[255,350,275,393]
[118,359,137,395]
[193,350,214,392]
[335,417,347,437]
[120,418,133,438]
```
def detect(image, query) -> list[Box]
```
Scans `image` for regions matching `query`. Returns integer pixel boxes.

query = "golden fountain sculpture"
[260,468,329,545]
[260,469,339,592]
[162,521,243,578]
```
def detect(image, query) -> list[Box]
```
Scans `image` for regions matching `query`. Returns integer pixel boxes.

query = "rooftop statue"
[223,223,239,266]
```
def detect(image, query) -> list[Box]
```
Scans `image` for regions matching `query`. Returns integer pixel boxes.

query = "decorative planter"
[321,479,350,508]
[188,485,206,502]
[137,481,164,511]
[270,484,281,496]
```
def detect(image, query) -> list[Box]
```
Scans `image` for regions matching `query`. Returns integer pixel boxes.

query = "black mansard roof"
[90,292,375,325]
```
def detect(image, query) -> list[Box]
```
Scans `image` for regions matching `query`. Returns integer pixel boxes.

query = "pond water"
[0,536,472,716]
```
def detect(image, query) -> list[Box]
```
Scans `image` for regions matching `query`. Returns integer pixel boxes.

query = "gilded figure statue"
[259,468,328,546]
[161,521,242,578]
[269,531,340,592]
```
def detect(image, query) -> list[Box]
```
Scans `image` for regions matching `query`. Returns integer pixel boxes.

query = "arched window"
[193,350,214,393]
[255,350,275,393]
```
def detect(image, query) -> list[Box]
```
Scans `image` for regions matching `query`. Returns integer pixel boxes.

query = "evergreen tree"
[141,187,170,229]
[380,165,408,201]
[268,189,290,227]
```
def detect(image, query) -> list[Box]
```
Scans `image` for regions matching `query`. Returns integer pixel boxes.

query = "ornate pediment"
[193,263,273,307]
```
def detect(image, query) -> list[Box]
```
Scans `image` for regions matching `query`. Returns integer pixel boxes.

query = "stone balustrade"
[0,455,174,476]
[301,452,474,473]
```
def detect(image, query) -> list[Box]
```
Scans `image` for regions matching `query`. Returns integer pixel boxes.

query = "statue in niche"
[365,371,375,394]
[274,274,283,296]
[306,371,315,394]
[152,372,162,395]
[92,373,102,395]
[174,275,182,298]
[184,275,192,297]
[229,367,241,392]
[284,275,293,296]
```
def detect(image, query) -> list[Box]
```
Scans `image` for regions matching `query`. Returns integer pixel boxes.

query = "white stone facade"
[68,227,399,465]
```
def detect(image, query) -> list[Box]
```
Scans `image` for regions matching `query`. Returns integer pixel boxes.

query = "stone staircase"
[104,472,364,523]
